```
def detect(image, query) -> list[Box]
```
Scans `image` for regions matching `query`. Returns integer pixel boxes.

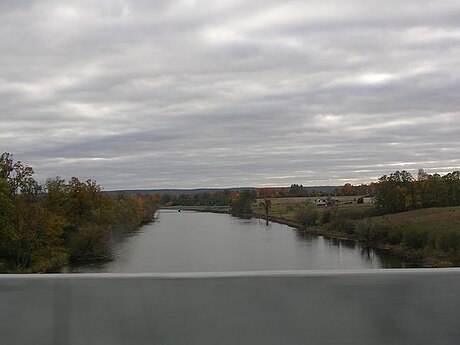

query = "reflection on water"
[70,210,410,273]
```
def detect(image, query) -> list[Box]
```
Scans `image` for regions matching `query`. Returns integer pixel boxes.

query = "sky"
[1,0,459,190]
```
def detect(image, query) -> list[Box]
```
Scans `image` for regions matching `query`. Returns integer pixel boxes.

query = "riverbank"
[160,206,230,214]
[251,207,460,268]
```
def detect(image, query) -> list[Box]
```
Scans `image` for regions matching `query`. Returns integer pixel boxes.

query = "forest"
[0,153,158,273]
[376,169,460,212]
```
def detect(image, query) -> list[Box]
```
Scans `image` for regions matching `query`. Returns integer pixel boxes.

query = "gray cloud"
[1,0,459,189]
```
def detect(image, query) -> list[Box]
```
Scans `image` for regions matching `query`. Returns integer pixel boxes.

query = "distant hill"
[105,186,339,196]
[288,186,339,193]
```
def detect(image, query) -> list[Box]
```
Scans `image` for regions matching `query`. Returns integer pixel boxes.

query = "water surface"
[71,210,405,272]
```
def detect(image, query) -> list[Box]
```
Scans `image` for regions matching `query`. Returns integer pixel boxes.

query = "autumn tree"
[376,171,414,213]
[377,169,460,213]
[0,152,159,271]
[231,190,256,217]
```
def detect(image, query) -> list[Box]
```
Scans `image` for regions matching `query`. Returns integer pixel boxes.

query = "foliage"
[402,227,429,250]
[295,204,319,227]
[289,184,306,197]
[0,179,14,267]
[330,217,355,234]
[231,190,256,217]
[321,209,333,224]
[434,229,460,253]
[68,224,111,262]
[376,169,460,213]
[335,182,376,196]
[0,152,158,272]
[161,190,232,207]
[335,207,460,259]
[354,220,390,242]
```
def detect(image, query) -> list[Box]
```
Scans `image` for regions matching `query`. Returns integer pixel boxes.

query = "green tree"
[443,171,460,206]
[425,174,448,207]
[377,171,414,213]
[0,152,40,196]
[0,179,14,271]
[289,184,305,197]
[0,153,14,183]
[231,190,256,217]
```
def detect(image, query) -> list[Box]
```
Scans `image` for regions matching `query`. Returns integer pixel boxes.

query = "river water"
[70,210,406,273]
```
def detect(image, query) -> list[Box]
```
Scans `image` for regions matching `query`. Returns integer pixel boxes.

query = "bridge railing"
[1,269,460,345]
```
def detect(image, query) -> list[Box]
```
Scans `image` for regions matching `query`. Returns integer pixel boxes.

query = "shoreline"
[247,213,456,268]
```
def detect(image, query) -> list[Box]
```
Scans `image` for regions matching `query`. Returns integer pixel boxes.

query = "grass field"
[252,196,370,221]
[371,206,460,232]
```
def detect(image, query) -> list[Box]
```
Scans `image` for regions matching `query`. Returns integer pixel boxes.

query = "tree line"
[159,190,232,207]
[0,153,158,273]
[376,169,460,213]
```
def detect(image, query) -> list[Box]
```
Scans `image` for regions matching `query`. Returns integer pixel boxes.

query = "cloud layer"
[1,0,459,189]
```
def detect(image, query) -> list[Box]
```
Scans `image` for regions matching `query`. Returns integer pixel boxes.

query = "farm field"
[371,207,460,232]
[253,196,370,222]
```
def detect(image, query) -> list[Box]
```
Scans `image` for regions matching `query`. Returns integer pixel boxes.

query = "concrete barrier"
[1,269,460,344]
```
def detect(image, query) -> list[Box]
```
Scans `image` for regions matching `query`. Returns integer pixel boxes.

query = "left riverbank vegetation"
[0,153,158,273]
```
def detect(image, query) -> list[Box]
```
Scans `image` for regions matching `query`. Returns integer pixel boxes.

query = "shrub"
[387,227,403,245]
[354,220,371,240]
[321,209,333,224]
[435,229,460,252]
[402,227,429,249]
[296,204,319,227]
[335,207,375,220]
[370,224,391,242]
[354,221,390,242]
[68,223,111,262]
[331,217,355,234]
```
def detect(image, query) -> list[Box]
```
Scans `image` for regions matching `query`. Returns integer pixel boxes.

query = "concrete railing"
[1,269,460,344]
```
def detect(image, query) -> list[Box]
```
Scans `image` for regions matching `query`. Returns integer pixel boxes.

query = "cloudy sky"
[1,0,459,189]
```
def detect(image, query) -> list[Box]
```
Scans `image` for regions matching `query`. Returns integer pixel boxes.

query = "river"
[70,210,407,272]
